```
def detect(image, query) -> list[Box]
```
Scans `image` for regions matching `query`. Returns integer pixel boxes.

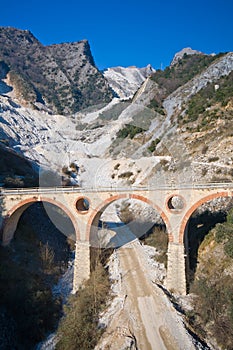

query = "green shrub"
[148,99,165,115]
[191,276,233,349]
[215,222,232,243]
[224,238,233,258]
[117,124,144,139]
[114,163,120,170]
[148,138,160,153]
[56,262,110,350]
[208,156,219,162]
[118,171,133,179]
[201,168,208,176]
[227,208,233,224]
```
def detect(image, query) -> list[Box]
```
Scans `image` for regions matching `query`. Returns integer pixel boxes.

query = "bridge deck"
[1,182,233,195]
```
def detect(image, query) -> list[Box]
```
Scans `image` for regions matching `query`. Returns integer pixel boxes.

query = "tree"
[0,192,4,234]
[56,262,110,350]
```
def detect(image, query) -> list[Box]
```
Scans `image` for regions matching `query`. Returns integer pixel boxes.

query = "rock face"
[0,49,233,189]
[170,47,204,66]
[0,37,232,190]
[104,64,155,99]
[0,27,113,114]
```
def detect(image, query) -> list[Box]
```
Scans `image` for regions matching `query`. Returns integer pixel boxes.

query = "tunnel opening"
[0,201,76,349]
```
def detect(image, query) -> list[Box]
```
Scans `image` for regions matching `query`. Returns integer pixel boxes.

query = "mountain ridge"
[0,27,113,114]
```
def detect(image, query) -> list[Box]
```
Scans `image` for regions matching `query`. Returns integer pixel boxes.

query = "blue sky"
[0,0,232,70]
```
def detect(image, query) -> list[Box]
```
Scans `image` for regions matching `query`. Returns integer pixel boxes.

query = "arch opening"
[3,197,79,246]
[0,200,77,348]
[13,201,75,262]
[181,193,233,347]
[182,195,233,291]
[89,195,170,277]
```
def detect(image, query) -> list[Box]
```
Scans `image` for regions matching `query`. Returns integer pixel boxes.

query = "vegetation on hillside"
[186,210,227,285]
[147,53,227,116]
[56,250,111,350]
[147,138,160,153]
[115,106,156,144]
[150,53,225,96]
[148,98,166,115]
[8,70,38,106]
[188,208,233,350]
[116,124,144,139]
[140,226,168,266]
[178,70,233,129]
[215,208,233,257]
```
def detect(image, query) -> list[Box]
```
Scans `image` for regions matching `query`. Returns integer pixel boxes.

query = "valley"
[0,27,233,349]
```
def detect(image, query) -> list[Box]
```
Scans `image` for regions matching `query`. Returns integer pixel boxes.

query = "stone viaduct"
[0,183,232,295]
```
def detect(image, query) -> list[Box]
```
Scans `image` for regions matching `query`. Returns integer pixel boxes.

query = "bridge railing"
[0,182,233,195]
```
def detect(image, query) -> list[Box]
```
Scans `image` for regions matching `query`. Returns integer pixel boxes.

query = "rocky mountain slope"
[0,27,113,114]
[103,64,155,99]
[0,48,232,189]
[170,47,204,66]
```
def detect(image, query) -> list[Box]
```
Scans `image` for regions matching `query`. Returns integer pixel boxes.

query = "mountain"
[0,27,113,114]
[103,64,155,99]
[0,48,232,189]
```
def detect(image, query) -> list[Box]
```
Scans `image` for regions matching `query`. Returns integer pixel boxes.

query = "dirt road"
[96,239,197,350]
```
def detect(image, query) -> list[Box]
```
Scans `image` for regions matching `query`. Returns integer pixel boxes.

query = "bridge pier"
[166,242,186,295]
[73,240,90,293]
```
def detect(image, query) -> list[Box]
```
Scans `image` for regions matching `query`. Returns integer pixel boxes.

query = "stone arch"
[2,197,80,246]
[179,191,231,244]
[129,194,173,241]
[86,193,172,242]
